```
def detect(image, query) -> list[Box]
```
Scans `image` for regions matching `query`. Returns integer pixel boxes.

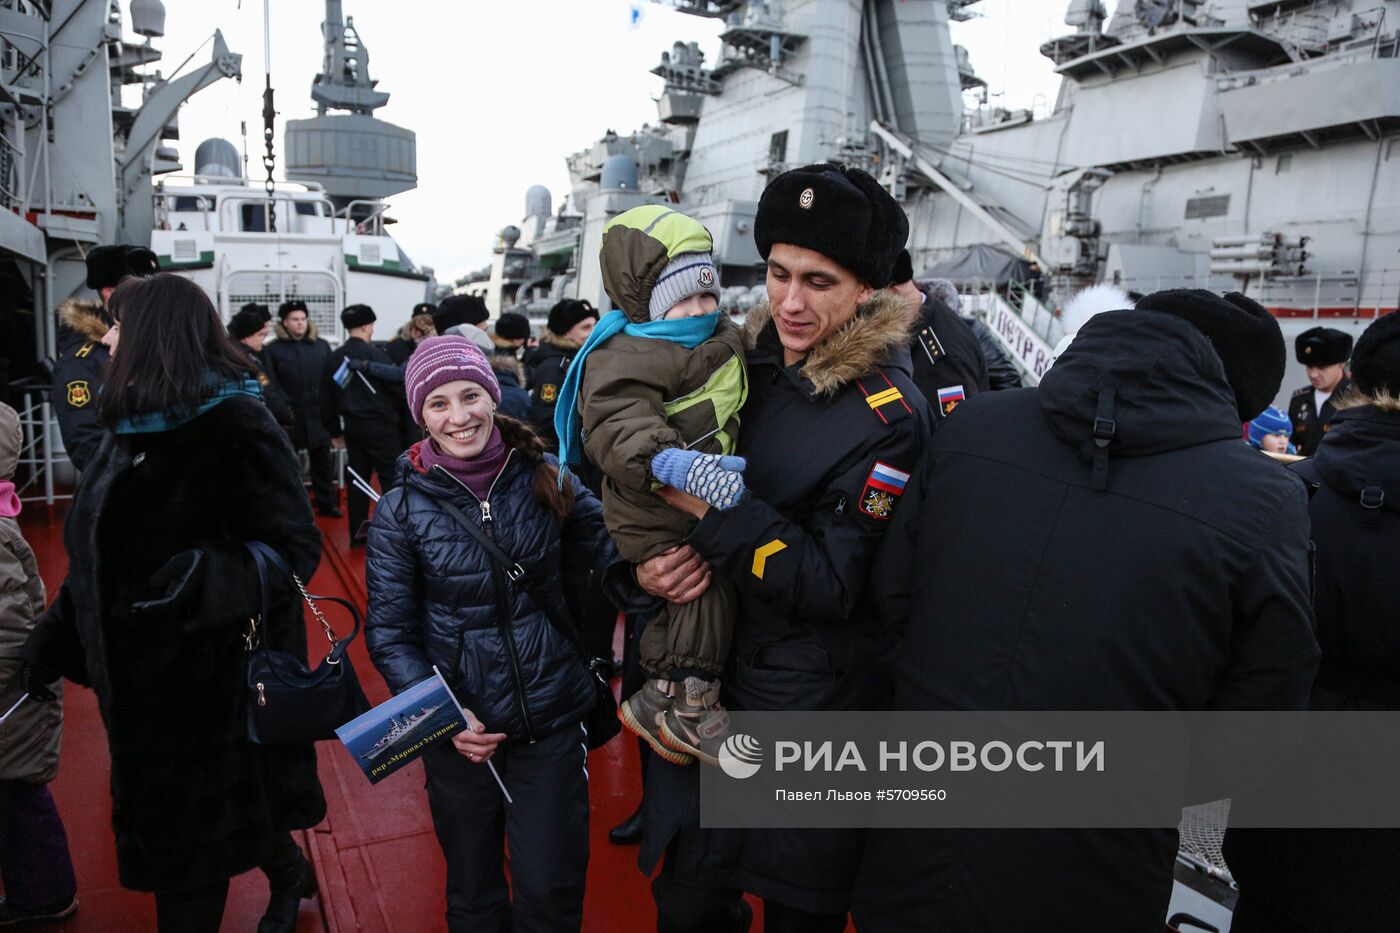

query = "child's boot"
[660,676,732,767]
[619,678,695,766]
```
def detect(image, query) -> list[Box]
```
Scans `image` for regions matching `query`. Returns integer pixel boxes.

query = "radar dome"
[194,138,241,178]
[601,155,639,192]
[525,185,552,219]
[499,226,522,249]
[130,0,166,38]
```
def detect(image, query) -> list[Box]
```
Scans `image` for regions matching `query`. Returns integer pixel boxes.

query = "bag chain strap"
[290,570,340,651]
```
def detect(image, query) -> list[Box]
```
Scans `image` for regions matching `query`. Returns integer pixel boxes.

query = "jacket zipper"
[431,455,536,742]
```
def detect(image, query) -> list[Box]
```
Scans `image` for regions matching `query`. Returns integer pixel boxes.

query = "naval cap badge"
[799,187,815,209]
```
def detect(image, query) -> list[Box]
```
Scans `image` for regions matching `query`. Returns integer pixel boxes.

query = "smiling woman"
[362,334,658,931]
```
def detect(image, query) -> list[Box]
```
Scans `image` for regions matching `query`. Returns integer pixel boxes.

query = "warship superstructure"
[360,703,447,761]
[476,0,1400,394]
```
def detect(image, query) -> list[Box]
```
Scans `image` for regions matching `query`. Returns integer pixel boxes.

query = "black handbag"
[243,541,370,745]
[427,492,622,751]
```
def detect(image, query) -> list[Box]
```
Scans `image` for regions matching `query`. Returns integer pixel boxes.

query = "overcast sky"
[140,0,1066,282]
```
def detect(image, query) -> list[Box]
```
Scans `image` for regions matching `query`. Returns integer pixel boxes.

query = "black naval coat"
[1223,400,1400,932]
[1287,375,1352,456]
[852,310,1319,933]
[910,285,989,418]
[22,396,325,892]
[642,293,930,915]
[50,299,110,472]
[264,323,333,448]
[319,336,406,440]
[527,331,584,447]
[241,345,295,428]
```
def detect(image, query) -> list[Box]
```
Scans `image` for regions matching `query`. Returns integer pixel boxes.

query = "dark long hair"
[101,273,252,427]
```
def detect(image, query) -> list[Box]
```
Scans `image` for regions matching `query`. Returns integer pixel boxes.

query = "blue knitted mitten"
[651,449,748,511]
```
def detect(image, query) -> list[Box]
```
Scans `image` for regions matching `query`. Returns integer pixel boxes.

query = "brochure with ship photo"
[336,670,466,784]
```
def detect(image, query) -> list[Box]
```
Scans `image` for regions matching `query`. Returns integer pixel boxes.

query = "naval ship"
[360,703,448,761]
[471,0,1399,401]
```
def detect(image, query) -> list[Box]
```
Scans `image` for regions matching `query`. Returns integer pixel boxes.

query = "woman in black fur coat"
[21,274,326,933]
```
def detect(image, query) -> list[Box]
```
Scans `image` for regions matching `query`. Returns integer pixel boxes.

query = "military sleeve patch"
[66,380,92,408]
[858,461,910,521]
[752,539,787,579]
[540,384,558,403]
[937,385,966,416]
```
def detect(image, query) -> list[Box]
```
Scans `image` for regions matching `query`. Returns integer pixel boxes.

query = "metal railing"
[7,380,74,506]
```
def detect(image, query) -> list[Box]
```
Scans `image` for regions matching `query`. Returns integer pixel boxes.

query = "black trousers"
[343,415,403,536]
[422,725,590,933]
[652,858,846,933]
[306,443,338,510]
[153,833,303,933]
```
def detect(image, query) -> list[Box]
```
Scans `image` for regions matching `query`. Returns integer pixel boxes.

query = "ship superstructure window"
[769,130,788,165]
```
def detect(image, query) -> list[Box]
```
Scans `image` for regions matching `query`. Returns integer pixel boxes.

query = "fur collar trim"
[274,320,320,341]
[59,298,108,341]
[540,330,583,352]
[1335,387,1400,412]
[744,290,917,397]
[490,352,525,384]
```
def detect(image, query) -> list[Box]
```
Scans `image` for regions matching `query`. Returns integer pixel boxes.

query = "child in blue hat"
[1247,406,1296,455]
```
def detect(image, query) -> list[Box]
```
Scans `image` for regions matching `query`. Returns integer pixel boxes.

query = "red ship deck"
[18,499,702,932]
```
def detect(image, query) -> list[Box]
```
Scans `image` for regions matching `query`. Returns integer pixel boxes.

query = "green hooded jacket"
[579,205,748,561]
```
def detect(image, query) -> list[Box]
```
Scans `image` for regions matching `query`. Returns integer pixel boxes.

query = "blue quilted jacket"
[365,437,639,741]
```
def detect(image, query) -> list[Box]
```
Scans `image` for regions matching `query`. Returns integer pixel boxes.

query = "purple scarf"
[418,422,509,501]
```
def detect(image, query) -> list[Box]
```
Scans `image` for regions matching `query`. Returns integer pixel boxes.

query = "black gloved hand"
[346,357,369,373]
[131,549,205,618]
[20,660,60,702]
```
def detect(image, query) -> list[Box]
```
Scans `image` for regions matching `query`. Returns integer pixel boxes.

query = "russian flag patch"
[859,461,910,520]
[936,384,966,416]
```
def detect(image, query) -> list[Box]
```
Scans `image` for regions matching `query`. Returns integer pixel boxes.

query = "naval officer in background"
[1288,326,1353,456]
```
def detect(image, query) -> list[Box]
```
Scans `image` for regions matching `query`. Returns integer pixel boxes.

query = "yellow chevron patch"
[751,539,788,580]
[865,386,903,409]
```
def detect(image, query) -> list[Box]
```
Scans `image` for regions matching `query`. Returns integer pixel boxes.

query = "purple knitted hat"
[405,335,501,425]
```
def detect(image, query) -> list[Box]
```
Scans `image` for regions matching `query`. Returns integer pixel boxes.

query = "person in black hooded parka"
[1223,311,1400,933]
[20,274,325,933]
[852,291,1320,933]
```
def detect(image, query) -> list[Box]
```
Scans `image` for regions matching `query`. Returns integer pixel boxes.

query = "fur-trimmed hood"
[538,329,583,353]
[489,350,526,385]
[274,320,320,341]
[58,297,109,341]
[743,290,917,397]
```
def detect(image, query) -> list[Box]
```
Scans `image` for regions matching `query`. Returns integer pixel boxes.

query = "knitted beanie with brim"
[404,336,501,425]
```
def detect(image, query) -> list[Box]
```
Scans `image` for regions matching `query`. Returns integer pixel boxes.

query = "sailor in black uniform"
[50,245,158,471]
[1288,326,1354,456]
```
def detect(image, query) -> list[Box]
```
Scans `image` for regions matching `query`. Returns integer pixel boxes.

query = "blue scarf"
[114,375,264,435]
[554,310,721,485]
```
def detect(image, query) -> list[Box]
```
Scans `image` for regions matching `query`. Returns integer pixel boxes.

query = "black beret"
[1350,313,1400,398]
[891,250,914,286]
[85,244,159,290]
[1136,289,1285,422]
[240,302,272,324]
[546,298,598,337]
[1294,326,1353,367]
[227,308,265,340]
[494,312,532,341]
[278,299,309,320]
[412,302,437,317]
[433,294,489,333]
[754,163,909,289]
[340,303,376,329]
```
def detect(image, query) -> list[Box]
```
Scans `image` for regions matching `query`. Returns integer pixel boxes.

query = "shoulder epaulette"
[74,341,95,359]
[855,369,913,427]
[1291,386,1309,397]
